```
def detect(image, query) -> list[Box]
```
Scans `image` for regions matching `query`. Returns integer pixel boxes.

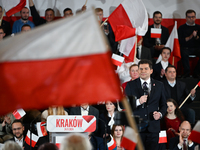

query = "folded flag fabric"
[121,126,137,150]
[37,122,48,137]
[151,28,162,38]
[107,135,117,150]
[1,0,26,17]
[111,54,124,66]
[158,130,167,143]
[188,120,200,144]
[25,130,39,147]
[12,109,26,119]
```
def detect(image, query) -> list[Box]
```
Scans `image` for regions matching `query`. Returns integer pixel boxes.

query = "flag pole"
[172,56,174,66]
[100,18,108,27]
[0,9,5,26]
[85,0,88,6]
[179,84,199,109]
[122,97,144,150]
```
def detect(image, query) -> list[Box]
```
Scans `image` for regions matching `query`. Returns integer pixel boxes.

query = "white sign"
[47,115,96,132]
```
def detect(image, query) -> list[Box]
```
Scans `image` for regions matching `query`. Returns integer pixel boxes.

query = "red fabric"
[158,136,167,143]
[188,130,200,144]
[25,135,37,147]
[0,52,122,115]
[121,137,136,150]
[6,0,26,17]
[197,81,200,87]
[111,58,123,67]
[151,33,161,38]
[12,110,21,119]
[115,25,136,41]
[40,122,47,136]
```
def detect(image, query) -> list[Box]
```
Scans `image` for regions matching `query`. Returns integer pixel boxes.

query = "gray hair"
[2,141,22,150]
[60,133,92,150]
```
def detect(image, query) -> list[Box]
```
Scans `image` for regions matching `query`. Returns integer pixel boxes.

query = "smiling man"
[125,59,166,150]
[143,11,169,58]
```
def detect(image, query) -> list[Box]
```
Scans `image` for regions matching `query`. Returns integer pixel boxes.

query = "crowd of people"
[0,1,200,150]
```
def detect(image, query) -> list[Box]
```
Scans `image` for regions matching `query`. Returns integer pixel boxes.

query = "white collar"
[140,78,151,85]
[186,22,195,26]
[81,106,89,111]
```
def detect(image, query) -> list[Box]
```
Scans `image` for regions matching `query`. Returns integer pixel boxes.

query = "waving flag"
[37,122,48,137]
[156,21,181,67]
[0,9,122,115]
[107,135,117,150]
[188,120,200,144]
[121,126,137,150]
[111,53,124,66]
[25,130,39,147]
[1,0,26,17]
[12,109,26,119]
[158,130,167,143]
[108,0,148,63]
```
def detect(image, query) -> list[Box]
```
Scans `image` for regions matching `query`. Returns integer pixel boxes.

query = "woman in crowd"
[111,125,124,150]
[161,99,184,148]
[99,101,118,139]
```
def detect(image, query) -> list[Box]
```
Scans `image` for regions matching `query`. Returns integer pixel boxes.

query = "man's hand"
[139,95,148,104]
[153,111,161,120]
[160,69,165,77]
[190,88,196,97]
[29,0,34,6]
[179,130,184,146]
[2,120,6,127]
[193,30,197,37]
[81,5,87,11]
[4,116,11,124]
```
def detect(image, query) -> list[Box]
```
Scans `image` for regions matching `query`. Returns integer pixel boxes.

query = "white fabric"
[14,137,23,147]
[137,45,142,59]
[123,126,137,143]
[81,106,89,115]
[161,60,169,70]
[108,113,115,129]
[1,0,20,12]
[0,9,108,62]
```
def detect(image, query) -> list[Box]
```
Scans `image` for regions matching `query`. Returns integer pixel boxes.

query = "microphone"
[142,83,148,108]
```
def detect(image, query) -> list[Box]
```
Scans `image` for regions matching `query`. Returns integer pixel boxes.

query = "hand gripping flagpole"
[179,81,200,109]
[100,18,108,27]
[121,97,144,150]
[85,0,88,6]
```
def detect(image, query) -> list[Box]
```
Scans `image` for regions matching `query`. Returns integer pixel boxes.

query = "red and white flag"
[111,54,124,66]
[2,0,26,17]
[107,135,117,150]
[198,81,200,87]
[108,0,148,63]
[156,21,181,67]
[0,9,122,116]
[25,130,39,147]
[188,120,200,144]
[12,109,26,119]
[151,28,162,38]
[158,130,167,143]
[36,122,48,137]
[121,126,137,150]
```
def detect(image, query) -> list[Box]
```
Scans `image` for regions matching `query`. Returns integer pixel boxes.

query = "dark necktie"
[143,82,148,96]
[136,47,139,59]
[183,139,187,150]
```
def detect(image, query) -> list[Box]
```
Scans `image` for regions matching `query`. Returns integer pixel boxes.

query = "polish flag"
[121,126,137,150]
[188,120,200,144]
[0,9,122,116]
[25,130,39,147]
[108,0,148,62]
[37,122,48,137]
[2,0,26,17]
[111,53,124,66]
[158,130,167,143]
[197,81,200,87]
[151,28,162,38]
[12,109,26,119]
[107,135,117,150]
[156,21,181,68]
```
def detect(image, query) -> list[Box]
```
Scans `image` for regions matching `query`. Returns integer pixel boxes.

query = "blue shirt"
[12,19,35,34]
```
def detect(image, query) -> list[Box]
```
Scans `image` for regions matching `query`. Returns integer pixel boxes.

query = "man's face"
[45,10,55,22]
[21,26,31,32]
[12,122,24,139]
[64,10,73,18]
[96,11,103,22]
[186,12,196,25]
[153,13,162,25]
[0,29,5,40]
[179,121,191,138]
[20,8,29,20]
[161,49,170,62]
[165,67,176,81]
[138,64,153,80]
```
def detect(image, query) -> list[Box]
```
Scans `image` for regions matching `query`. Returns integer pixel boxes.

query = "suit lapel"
[176,81,181,102]
[136,78,144,97]
[150,78,156,98]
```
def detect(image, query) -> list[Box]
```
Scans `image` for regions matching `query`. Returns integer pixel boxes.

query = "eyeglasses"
[0,32,4,34]
[12,127,22,131]
[187,16,195,19]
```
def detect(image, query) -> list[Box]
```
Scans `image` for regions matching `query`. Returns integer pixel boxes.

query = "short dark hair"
[21,24,31,30]
[12,119,23,127]
[161,47,171,54]
[0,6,2,10]
[165,65,176,72]
[45,8,55,14]
[63,8,72,14]
[95,8,103,13]
[0,26,5,33]
[20,7,29,13]
[138,59,153,69]
[129,64,138,71]
[186,9,196,17]
[153,11,162,18]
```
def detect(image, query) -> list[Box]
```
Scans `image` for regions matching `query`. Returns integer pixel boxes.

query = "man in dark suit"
[143,11,169,58]
[125,59,167,150]
[169,121,195,150]
[152,47,171,81]
[136,37,152,61]
[162,65,196,124]
[69,104,99,133]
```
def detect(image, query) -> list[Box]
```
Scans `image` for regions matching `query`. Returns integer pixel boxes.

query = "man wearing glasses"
[178,9,200,78]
